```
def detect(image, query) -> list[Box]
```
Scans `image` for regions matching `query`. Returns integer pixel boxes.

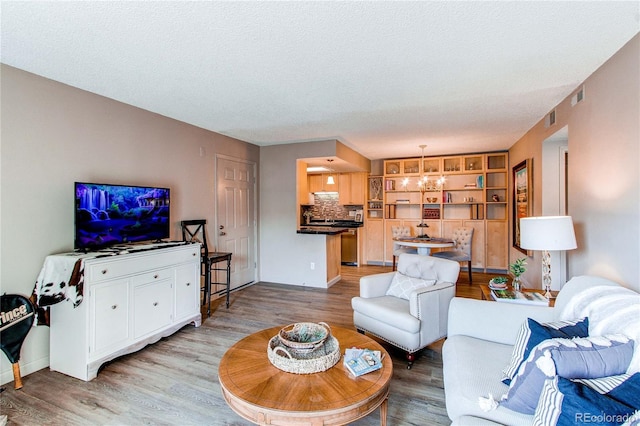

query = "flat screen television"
[74,182,170,250]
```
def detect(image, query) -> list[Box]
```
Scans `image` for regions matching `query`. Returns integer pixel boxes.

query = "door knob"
[220,231,226,236]
[219,225,225,230]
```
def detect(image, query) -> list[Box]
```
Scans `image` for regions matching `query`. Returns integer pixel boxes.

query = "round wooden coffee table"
[218,325,393,425]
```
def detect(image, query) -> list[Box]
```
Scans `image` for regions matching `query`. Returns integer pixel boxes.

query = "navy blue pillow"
[502,317,589,385]
[534,376,637,426]
[502,334,634,415]
[603,372,640,410]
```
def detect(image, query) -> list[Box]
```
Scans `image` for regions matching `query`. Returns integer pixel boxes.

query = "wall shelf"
[363,152,509,271]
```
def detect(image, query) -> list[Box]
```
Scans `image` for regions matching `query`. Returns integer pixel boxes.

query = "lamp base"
[542,250,552,299]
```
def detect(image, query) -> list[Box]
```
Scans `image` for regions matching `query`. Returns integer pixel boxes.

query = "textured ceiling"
[2,2,639,160]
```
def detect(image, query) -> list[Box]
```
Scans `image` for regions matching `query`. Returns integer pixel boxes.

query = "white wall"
[260,141,340,287]
[0,65,259,384]
[509,34,639,291]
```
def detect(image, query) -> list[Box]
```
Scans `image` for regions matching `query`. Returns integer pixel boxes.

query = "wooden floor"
[0,265,495,426]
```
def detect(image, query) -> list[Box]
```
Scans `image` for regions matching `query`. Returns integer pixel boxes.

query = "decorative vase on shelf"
[512,276,522,291]
[509,257,527,292]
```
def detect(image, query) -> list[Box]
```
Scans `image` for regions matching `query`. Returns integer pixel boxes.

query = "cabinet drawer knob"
[111,305,117,310]
[186,282,191,287]
[101,269,108,275]
[153,274,159,279]
[192,253,197,257]
[153,302,158,307]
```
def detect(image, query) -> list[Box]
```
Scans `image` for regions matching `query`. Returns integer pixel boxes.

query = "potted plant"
[303,210,313,224]
[489,276,508,289]
[509,257,527,291]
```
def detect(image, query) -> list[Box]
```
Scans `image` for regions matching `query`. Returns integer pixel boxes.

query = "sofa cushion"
[501,334,634,414]
[502,317,589,384]
[385,272,436,300]
[442,335,534,425]
[558,282,640,375]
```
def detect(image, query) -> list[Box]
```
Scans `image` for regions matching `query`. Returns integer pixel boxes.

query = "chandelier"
[417,145,445,194]
[416,145,445,238]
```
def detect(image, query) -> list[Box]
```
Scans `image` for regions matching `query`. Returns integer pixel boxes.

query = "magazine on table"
[490,289,548,306]
[343,347,383,377]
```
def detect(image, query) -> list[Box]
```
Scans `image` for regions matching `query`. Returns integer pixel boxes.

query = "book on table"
[490,289,549,306]
[343,348,383,377]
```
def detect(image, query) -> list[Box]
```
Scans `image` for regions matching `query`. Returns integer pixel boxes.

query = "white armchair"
[351,253,460,368]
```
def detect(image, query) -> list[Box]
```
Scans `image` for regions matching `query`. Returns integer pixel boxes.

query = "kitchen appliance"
[341,228,358,265]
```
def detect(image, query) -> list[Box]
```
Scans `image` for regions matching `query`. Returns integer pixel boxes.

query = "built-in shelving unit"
[363,152,508,272]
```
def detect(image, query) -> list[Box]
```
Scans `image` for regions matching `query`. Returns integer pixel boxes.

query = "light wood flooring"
[0,265,495,426]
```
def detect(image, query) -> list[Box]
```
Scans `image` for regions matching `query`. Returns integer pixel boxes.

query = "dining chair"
[432,227,474,284]
[391,226,417,271]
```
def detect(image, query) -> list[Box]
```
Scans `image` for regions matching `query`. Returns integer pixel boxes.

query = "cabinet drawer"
[131,268,174,286]
[86,245,200,282]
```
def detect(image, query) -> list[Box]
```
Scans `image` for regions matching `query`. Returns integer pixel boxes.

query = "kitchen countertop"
[297,226,350,235]
[304,221,363,228]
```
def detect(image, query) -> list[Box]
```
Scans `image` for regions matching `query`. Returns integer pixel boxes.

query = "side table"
[480,285,557,307]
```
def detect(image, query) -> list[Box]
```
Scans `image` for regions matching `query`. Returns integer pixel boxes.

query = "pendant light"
[326,159,335,185]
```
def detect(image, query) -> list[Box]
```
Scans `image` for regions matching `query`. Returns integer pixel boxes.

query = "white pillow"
[385,272,436,300]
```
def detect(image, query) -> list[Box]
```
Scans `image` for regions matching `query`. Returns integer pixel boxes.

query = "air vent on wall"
[571,85,585,106]
[545,109,556,128]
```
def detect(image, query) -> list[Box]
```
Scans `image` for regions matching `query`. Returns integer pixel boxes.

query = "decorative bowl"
[278,322,330,352]
[426,197,438,203]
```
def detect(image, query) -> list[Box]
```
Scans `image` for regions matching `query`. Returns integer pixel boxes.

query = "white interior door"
[542,126,569,288]
[216,155,257,289]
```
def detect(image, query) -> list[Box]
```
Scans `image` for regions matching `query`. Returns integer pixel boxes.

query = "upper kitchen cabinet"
[308,173,339,193]
[338,172,366,205]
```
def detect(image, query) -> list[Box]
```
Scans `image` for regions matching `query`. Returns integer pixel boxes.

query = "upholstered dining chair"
[352,253,460,368]
[432,227,474,284]
[391,226,417,271]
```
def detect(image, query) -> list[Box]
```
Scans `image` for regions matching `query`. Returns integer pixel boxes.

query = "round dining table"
[393,236,454,255]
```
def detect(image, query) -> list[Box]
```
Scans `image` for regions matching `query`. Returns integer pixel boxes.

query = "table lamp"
[519,216,577,299]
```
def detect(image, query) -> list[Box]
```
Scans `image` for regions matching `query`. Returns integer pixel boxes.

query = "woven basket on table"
[267,322,340,374]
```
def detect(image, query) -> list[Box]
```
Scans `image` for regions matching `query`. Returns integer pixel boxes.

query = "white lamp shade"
[520,216,577,251]
[326,175,335,185]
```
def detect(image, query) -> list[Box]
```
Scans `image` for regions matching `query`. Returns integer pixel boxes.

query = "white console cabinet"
[49,243,202,381]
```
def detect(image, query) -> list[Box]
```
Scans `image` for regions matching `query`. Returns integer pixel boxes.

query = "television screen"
[74,182,170,250]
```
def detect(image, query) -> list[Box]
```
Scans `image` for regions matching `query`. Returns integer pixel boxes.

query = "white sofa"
[443,275,640,425]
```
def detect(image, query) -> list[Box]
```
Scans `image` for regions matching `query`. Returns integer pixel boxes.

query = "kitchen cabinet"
[338,172,366,205]
[308,174,338,193]
[363,219,384,264]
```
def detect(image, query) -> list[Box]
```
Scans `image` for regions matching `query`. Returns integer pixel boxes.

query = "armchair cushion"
[352,296,420,333]
[386,272,436,300]
[397,256,439,280]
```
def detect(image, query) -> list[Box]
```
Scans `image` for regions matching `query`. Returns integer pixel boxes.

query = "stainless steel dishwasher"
[341,228,357,265]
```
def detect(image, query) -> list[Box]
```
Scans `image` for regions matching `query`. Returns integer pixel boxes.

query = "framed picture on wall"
[513,159,532,254]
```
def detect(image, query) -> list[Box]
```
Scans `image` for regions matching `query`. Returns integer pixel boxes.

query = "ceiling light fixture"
[326,159,335,185]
